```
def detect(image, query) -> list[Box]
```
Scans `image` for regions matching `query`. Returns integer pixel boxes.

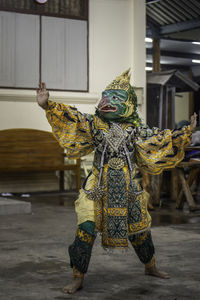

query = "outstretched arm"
[36,82,94,159]
[135,114,196,175]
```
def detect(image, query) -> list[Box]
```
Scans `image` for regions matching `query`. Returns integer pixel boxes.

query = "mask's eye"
[112,95,119,100]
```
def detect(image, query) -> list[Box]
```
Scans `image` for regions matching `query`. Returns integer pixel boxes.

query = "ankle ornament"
[73,267,84,279]
[145,255,156,269]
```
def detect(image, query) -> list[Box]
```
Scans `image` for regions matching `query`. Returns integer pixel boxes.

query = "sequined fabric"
[135,125,192,175]
[128,230,155,264]
[69,221,155,273]
[46,101,94,159]
[69,221,96,274]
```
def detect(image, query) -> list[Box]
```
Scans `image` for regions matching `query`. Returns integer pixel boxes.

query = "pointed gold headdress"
[105,68,131,92]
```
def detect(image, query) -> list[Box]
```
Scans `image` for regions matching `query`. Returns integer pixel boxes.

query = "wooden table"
[174,160,200,211]
[171,146,200,211]
[144,146,200,211]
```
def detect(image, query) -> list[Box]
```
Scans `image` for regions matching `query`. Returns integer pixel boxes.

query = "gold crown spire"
[105,68,131,92]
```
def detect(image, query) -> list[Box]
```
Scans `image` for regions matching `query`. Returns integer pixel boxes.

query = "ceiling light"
[145,37,153,43]
[145,66,153,71]
[192,42,200,45]
[192,59,200,64]
[35,0,48,3]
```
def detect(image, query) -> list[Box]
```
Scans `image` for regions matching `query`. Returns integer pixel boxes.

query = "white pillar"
[132,0,146,122]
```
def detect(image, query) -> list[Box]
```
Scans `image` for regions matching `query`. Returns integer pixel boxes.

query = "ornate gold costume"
[45,69,192,276]
[46,100,191,248]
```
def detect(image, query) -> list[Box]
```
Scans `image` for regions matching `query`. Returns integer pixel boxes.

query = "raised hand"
[190,112,197,132]
[36,82,49,109]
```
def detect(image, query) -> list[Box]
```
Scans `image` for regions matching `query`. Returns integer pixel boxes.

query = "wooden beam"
[161,18,200,35]
[147,48,200,60]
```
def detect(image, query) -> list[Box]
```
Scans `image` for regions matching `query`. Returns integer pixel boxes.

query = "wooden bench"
[0,128,81,193]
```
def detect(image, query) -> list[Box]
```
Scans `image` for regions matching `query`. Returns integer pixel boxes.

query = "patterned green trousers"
[68,221,155,274]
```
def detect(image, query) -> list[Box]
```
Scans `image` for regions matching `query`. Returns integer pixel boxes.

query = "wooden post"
[159,85,163,129]
[152,38,162,202]
[171,169,180,201]
[59,170,65,191]
[171,87,176,129]
[165,86,169,128]
[189,68,194,118]
[152,38,161,72]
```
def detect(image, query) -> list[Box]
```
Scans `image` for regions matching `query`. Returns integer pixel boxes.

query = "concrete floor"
[0,193,200,300]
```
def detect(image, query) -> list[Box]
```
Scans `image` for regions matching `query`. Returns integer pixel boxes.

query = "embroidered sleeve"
[46,100,94,159]
[135,125,192,175]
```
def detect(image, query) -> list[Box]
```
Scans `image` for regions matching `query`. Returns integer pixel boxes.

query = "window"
[0,0,88,91]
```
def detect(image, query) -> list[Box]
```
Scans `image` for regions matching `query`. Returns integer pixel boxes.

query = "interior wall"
[0,0,146,130]
[89,0,133,93]
[175,92,189,125]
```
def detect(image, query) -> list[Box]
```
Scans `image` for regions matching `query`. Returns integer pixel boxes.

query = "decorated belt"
[108,157,126,170]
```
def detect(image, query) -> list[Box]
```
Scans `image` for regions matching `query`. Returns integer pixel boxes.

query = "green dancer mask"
[96,69,141,126]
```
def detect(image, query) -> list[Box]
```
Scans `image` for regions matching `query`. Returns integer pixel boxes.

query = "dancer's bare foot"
[145,265,170,279]
[145,256,170,279]
[63,277,83,294]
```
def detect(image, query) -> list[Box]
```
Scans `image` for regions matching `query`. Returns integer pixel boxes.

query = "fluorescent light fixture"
[192,42,200,45]
[35,0,48,3]
[145,66,153,71]
[192,59,200,64]
[145,37,153,43]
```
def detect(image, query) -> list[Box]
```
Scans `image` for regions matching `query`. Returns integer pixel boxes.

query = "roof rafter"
[161,18,200,35]
[146,48,200,60]
[146,48,200,59]
[147,18,200,37]
[146,0,163,4]
[146,62,190,70]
